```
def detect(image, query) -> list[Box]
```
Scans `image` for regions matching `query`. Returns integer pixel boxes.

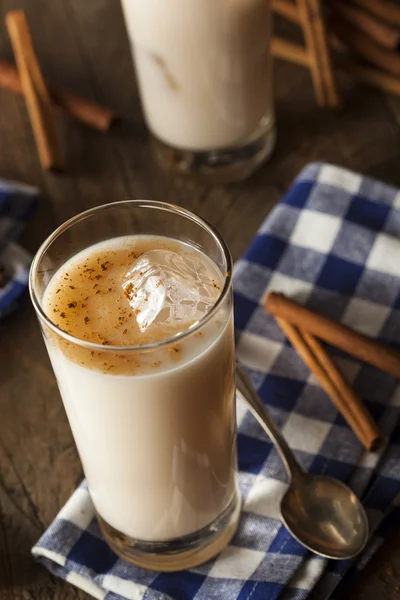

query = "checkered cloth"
[32,162,400,600]
[0,179,38,320]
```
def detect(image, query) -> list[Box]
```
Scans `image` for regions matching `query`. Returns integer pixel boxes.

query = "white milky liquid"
[121,0,273,150]
[43,236,237,541]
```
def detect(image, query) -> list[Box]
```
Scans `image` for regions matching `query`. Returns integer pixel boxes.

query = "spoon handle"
[236,364,303,482]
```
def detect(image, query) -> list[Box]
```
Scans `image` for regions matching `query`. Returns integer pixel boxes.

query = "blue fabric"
[0,179,39,320]
[32,163,400,600]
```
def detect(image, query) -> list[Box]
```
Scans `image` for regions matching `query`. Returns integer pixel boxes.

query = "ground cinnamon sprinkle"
[124,282,134,299]
[44,237,223,374]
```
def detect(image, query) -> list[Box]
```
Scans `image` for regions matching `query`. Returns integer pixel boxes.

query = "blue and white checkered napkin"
[32,162,400,600]
[0,179,38,320]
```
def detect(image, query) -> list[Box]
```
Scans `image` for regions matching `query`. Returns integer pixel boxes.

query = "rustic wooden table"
[1,0,400,598]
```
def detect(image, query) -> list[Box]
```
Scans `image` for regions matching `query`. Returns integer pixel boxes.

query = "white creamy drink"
[42,235,237,542]
[121,0,273,150]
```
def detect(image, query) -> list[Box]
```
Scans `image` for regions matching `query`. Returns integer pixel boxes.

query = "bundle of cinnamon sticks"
[272,0,400,101]
[3,11,118,171]
[272,0,339,107]
[264,292,400,452]
[327,0,400,97]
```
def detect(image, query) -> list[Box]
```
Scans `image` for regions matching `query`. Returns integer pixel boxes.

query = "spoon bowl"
[281,473,369,559]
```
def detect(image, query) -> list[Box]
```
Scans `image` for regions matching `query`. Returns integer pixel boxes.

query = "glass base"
[98,492,241,572]
[151,118,276,184]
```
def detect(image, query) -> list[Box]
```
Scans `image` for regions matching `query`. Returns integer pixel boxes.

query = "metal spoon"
[236,364,369,560]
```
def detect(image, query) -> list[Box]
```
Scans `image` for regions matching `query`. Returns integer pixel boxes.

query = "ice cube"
[122,250,218,332]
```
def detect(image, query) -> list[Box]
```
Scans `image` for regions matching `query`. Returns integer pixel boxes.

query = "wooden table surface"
[1,0,400,598]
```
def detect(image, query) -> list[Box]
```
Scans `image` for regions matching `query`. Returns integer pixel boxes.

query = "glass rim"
[29,199,233,353]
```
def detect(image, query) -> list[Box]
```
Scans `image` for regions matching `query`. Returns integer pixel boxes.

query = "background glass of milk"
[121,0,275,183]
[30,201,241,571]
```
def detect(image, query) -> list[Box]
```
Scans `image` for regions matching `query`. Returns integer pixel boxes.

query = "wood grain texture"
[1,1,400,598]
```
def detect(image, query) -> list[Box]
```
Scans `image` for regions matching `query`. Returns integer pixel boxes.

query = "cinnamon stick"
[351,0,400,27]
[265,292,400,379]
[305,0,340,107]
[338,58,400,97]
[277,319,382,450]
[272,0,299,23]
[297,0,326,106]
[272,37,311,68]
[326,0,400,50]
[0,59,117,132]
[331,17,400,78]
[303,331,383,450]
[6,11,63,171]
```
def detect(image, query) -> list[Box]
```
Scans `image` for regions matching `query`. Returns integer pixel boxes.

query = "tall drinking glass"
[29,201,240,571]
[121,0,275,183]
